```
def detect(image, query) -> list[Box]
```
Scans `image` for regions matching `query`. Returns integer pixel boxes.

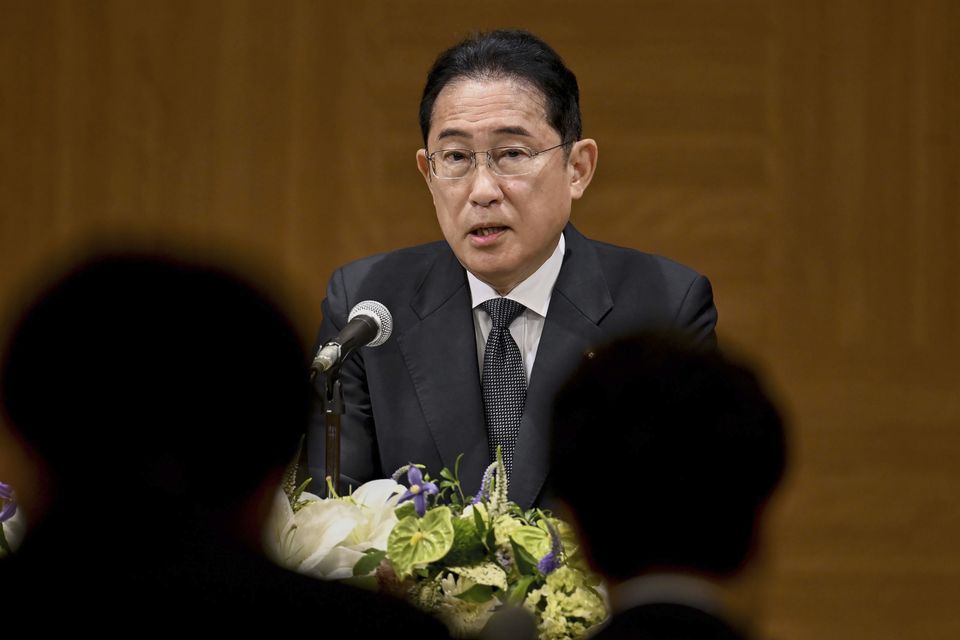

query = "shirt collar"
[467,232,565,317]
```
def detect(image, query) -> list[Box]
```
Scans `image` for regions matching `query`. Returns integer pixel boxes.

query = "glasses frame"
[425,141,572,180]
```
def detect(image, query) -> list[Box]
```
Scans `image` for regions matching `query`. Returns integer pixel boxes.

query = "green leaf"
[394,501,417,521]
[290,477,314,512]
[510,525,551,560]
[453,453,464,479]
[456,583,496,604]
[510,538,540,576]
[507,575,537,606]
[485,521,496,550]
[472,505,487,538]
[444,515,486,566]
[353,548,387,577]
[387,506,456,579]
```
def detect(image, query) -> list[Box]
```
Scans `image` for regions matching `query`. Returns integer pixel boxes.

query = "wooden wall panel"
[1,1,957,637]
[765,1,960,638]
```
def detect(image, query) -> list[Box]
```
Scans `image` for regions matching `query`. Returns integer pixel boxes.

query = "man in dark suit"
[0,254,450,635]
[550,334,788,640]
[309,30,717,508]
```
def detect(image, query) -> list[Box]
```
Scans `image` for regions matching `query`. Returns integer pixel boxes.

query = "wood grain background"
[1,1,957,637]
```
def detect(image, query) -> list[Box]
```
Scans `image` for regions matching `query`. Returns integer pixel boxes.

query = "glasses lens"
[434,149,473,178]
[490,147,535,176]
[431,146,546,179]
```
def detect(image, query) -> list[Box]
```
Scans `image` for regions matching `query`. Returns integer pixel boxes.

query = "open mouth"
[470,225,508,237]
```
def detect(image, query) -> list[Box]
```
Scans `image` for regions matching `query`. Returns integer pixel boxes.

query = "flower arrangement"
[267,450,607,639]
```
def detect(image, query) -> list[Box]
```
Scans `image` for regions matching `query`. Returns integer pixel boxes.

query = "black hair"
[550,333,787,580]
[1,254,310,509]
[419,30,582,148]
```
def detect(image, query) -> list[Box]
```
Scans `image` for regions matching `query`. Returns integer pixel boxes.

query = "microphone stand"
[309,358,344,499]
[322,364,344,499]
[305,303,393,500]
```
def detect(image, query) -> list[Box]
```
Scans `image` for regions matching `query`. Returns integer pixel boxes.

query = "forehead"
[428,77,552,143]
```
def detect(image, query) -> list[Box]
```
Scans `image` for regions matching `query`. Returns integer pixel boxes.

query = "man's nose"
[468,155,503,206]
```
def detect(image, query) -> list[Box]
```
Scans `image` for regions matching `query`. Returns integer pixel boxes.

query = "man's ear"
[568,139,598,200]
[416,149,432,183]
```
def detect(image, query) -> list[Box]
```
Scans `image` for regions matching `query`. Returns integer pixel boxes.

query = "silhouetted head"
[1,254,310,515]
[550,333,787,581]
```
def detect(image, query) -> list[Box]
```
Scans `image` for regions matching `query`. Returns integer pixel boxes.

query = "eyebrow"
[435,125,534,141]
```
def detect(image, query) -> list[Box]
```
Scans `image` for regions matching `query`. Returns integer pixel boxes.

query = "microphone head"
[348,300,393,347]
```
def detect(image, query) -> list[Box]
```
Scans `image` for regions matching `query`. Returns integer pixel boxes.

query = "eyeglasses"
[425,142,570,179]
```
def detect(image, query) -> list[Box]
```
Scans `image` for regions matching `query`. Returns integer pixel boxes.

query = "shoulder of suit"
[334,240,449,277]
[581,235,706,283]
[326,240,454,305]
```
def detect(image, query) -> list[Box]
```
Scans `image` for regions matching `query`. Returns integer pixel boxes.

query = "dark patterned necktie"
[480,298,527,478]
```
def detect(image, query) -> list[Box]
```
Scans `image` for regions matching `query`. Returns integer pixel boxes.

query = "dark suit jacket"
[592,603,750,640]
[308,224,717,508]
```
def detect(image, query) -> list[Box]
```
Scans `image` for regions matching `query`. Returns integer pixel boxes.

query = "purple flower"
[0,482,17,523]
[397,466,438,517]
[537,519,563,576]
[471,462,496,505]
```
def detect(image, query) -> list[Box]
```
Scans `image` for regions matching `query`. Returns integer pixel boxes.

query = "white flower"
[265,479,404,579]
[343,479,406,550]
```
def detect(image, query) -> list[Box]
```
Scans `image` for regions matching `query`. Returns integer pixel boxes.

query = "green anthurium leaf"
[510,525,551,560]
[456,583,496,604]
[353,548,388,577]
[387,506,455,579]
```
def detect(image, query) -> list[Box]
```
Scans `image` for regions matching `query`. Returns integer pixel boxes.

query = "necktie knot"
[481,298,525,330]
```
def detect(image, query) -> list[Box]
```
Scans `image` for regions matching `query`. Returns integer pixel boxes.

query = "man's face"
[417,78,596,294]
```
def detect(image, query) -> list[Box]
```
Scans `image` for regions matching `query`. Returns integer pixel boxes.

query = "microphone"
[311,300,392,374]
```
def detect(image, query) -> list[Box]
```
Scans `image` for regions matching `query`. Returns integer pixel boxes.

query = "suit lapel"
[394,226,613,507]
[510,225,613,508]
[395,248,490,495]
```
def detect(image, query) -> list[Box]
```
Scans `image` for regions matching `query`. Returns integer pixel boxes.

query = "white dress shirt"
[467,233,566,383]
